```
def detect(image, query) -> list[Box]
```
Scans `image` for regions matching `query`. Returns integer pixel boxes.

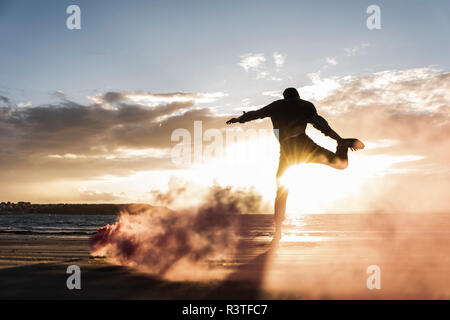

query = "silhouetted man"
[226,87,364,241]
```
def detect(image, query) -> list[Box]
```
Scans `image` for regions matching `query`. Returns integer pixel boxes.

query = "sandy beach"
[0,238,217,299]
[1,213,449,300]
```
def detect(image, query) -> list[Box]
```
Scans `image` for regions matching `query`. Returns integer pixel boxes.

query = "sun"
[278,164,356,214]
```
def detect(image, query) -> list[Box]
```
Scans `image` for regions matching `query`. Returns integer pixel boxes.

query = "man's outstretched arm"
[226,103,274,124]
[310,113,343,143]
[311,113,365,151]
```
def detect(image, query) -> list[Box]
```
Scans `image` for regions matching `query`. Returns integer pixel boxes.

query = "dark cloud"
[0,96,11,107]
[0,92,231,186]
[102,91,126,103]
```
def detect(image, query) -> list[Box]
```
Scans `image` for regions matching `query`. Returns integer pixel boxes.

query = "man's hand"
[226,111,249,124]
[226,117,239,125]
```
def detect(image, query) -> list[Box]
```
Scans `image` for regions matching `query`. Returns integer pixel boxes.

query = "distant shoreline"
[0,203,154,215]
[0,211,120,216]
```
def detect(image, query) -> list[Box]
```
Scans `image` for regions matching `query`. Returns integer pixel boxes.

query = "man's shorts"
[276,133,345,178]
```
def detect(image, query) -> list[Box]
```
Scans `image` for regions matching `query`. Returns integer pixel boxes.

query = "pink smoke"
[90,204,240,280]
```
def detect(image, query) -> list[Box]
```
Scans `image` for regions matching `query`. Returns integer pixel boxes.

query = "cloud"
[0,96,12,107]
[308,69,450,159]
[302,67,450,213]
[90,91,227,107]
[325,57,337,66]
[17,101,32,108]
[0,96,32,109]
[344,42,371,56]
[238,53,266,71]
[298,72,341,101]
[273,52,287,68]
[262,90,282,98]
[318,67,449,113]
[238,52,287,80]
[52,90,67,100]
[76,189,125,202]
[256,71,269,79]
[0,91,231,190]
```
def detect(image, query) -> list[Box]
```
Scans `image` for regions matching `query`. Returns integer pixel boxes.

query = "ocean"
[0,214,117,239]
[1,213,449,242]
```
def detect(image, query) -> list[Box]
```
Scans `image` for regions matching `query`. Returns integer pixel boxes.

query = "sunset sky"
[0,0,449,214]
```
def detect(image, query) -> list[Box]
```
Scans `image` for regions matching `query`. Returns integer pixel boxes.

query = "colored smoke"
[90,184,269,281]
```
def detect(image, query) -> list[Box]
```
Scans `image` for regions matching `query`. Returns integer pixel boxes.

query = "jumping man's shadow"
[207,239,278,299]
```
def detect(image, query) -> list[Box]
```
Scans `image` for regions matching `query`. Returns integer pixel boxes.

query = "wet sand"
[0,238,219,299]
[1,228,449,299]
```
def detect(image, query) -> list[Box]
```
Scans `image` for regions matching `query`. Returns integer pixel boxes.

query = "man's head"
[283,87,300,99]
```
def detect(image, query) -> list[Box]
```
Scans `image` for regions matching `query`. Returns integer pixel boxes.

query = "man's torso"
[267,98,317,142]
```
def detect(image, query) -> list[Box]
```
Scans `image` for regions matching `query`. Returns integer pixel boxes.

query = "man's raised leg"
[319,138,364,169]
[311,143,349,170]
